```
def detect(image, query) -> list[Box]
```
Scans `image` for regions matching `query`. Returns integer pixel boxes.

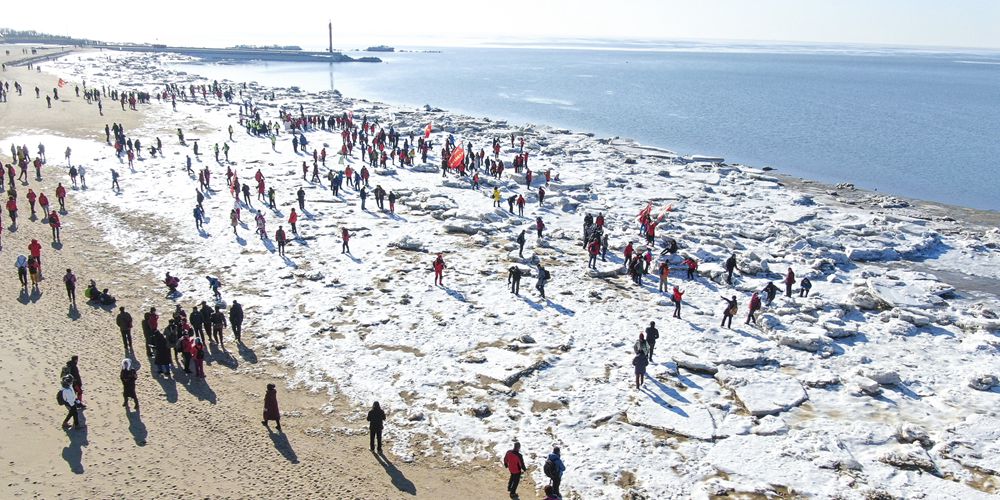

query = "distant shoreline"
[91,44,382,63]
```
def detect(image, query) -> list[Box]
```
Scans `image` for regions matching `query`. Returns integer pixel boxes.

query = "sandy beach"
[0,46,525,499]
[1,44,999,500]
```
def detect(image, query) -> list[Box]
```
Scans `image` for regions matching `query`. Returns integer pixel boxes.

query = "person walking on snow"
[725,253,737,285]
[683,256,698,280]
[658,261,671,292]
[341,228,351,253]
[633,349,648,389]
[763,281,779,306]
[230,209,239,235]
[508,266,522,295]
[535,262,549,299]
[645,321,659,362]
[288,208,299,236]
[206,276,222,301]
[275,226,287,256]
[492,187,502,208]
[544,447,566,499]
[587,238,600,269]
[721,295,738,329]
[799,277,812,297]
[671,286,684,319]
[255,212,266,239]
[193,205,204,231]
[784,267,796,297]
[536,217,545,239]
[746,292,762,325]
[432,253,446,286]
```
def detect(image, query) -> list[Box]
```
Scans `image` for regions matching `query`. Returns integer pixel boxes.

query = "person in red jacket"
[587,238,600,269]
[26,189,37,217]
[432,253,445,286]
[288,208,299,236]
[683,257,698,280]
[6,196,17,227]
[49,211,61,241]
[746,291,762,325]
[28,238,42,271]
[672,286,684,319]
[623,241,634,268]
[535,217,545,238]
[38,192,49,220]
[55,183,67,211]
[341,227,351,254]
[191,338,206,378]
[502,442,526,498]
[148,307,159,332]
[515,194,525,216]
[784,267,795,297]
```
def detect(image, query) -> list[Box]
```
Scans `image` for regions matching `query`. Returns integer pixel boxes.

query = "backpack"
[543,458,557,479]
[60,365,71,379]
[56,389,66,407]
[543,269,551,280]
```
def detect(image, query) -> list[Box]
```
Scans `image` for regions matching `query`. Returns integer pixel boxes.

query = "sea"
[171,43,1000,211]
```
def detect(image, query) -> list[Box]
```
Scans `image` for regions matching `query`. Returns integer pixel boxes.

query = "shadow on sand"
[374,451,416,495]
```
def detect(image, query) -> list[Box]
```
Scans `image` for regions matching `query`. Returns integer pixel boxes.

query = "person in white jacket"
[60,377,83,429]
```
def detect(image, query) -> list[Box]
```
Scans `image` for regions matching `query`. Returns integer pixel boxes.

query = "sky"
[4,0,1000,50]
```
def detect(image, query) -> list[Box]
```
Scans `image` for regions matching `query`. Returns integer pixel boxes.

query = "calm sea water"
[173,46,1000,211]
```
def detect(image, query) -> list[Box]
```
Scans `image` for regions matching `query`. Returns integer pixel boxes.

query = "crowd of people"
[0,54,832,498]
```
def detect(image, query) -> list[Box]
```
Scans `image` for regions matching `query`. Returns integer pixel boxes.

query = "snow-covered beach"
[20,50,1000,498]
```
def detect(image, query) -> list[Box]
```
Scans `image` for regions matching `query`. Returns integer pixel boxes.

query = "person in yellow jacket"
[492,187,502,208]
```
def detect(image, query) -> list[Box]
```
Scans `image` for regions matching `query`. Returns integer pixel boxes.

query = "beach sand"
[0,46,528,499]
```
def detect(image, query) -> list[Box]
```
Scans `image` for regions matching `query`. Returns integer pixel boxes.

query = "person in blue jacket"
[544,446,566,498]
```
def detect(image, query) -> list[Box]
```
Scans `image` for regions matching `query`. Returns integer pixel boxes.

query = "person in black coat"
[120,358,139,411]
[725,253,737,285]
[190,305,204,342]
[229,300,244,342]
[141,312,154,358]
[721,295,737,329]
[762,282,780,306]
[115,307,133,353]
[644,321,659,362]
[200,302,214,340]
[367,401,386,453]
[507,266,522,295]
[152,331,172,377]
[632,351,648,389]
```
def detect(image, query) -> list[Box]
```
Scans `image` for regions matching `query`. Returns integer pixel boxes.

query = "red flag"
[637,202,653,219]
[448,147,466,169]
[424,122,433,138]
[57,78,66,88]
